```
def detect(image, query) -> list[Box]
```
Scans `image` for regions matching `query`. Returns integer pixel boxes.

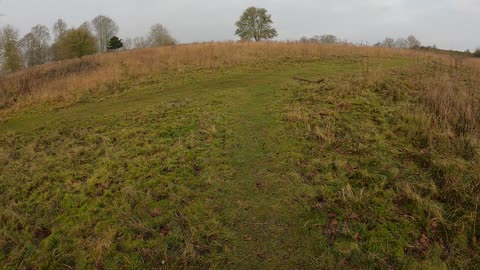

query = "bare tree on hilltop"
[53,19,68,40]
[0,25,22,72]
[92,15,119,53]
[20,25,51,67]
[147,24,176,47]
[406,35,421,49]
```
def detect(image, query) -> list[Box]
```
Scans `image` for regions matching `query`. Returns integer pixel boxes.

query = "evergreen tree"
[107,36,123,51]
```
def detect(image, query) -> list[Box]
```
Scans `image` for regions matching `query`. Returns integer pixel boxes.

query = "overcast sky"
[1,0,479,51]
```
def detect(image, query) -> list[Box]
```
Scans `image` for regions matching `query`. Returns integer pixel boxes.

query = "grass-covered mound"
[1,43,479,269]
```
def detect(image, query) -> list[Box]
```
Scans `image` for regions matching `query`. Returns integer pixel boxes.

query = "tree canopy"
[235,7,278,42]
[20,25,51,67]
[0,25,22,72]
[107,36,123,51]
[54,27,97,59]
[147,24,176,47]
[53,19,68,40]
[406,35,421,49]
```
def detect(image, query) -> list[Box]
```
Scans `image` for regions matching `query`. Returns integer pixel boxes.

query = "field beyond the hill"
[1,43,480,269]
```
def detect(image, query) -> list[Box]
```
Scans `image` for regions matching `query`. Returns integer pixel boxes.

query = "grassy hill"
[1,42,480,269]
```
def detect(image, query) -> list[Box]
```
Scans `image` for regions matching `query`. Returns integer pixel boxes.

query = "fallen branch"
[293,77,325,84]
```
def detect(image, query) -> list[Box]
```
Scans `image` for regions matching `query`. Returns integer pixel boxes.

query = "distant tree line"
[473,49,480,58]
[458,48,480,58]
[374,35,422,49]
[298,34,424,49]
[0,15,176,74]
[299,34,350,45]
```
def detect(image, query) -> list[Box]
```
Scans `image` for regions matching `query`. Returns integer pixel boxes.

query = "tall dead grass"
[0,41,446,117]
[417,59,480,137]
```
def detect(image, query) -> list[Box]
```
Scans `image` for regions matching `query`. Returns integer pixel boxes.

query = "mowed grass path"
[1,58,421,269]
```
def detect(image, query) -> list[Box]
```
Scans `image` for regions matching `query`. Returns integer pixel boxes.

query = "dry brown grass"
[0,41,446,117]
[418,60,480,137]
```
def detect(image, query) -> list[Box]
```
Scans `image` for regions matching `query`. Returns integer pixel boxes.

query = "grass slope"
[1,55,479,269]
